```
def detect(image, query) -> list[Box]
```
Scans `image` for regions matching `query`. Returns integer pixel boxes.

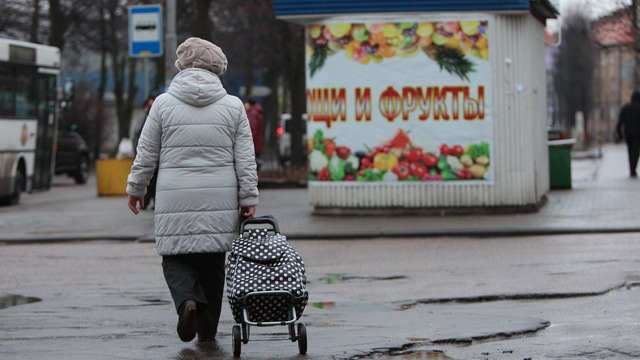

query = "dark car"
[55,128,90,184]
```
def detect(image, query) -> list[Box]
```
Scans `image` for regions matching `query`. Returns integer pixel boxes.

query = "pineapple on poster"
[305,18,493,183]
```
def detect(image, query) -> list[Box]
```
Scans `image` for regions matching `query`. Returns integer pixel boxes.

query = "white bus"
[0,38,61,205]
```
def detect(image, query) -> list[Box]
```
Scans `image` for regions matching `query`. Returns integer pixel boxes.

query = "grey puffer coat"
[127,68,259,255]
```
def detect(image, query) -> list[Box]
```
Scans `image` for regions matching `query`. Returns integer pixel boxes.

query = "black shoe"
[196,312,217,342]
[177,300,197,342]
[631,173,637,178]
[197,332,216,342]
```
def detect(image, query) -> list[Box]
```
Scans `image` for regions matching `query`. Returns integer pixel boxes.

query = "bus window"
[0,63,13,116]
[15,66,38,117]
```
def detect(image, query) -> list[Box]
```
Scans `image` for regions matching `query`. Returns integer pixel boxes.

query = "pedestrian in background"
[616,91,640,178]
[244,98,263,170]
[127,37,258,343]
[133,92,161,154]
[132,91,162,209]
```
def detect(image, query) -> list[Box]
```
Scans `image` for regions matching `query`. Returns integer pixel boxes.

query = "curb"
[3,227,640,244]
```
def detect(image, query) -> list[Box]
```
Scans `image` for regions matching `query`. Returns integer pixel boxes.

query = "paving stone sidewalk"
[0,143,638,243]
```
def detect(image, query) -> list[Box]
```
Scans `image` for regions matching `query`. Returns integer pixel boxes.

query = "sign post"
[129,5,162,99]
[128,5,163,57]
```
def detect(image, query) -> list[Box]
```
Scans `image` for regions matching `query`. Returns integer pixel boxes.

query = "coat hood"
[168,68,227,107]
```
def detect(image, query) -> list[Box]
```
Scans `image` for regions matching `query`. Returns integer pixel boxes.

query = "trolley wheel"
[297,323,307,355]
[232,325,242,357]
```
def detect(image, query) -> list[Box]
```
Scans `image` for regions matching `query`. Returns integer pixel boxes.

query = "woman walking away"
[126,37,258,343]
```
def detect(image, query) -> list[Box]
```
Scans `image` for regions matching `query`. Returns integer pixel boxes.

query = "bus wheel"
[8,171,24,205]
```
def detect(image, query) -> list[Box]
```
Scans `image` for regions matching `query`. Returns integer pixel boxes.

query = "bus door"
[32,70,58,191]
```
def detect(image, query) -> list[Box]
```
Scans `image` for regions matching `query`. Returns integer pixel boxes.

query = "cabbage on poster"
[305,20,493,183]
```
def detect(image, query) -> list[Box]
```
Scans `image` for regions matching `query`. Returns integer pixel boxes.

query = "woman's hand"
[128,195,144,215]
[240,206,255,219]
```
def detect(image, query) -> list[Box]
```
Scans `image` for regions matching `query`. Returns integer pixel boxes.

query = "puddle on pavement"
[362,350,456,359]
[311,301,395,311]
[0,294,41,309]
[317,273,407,284]
[321,273,348,284]
[138,297,172,306]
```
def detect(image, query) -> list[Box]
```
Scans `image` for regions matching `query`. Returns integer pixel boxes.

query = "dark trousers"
[626,135,640,176]
[162,252,226,339]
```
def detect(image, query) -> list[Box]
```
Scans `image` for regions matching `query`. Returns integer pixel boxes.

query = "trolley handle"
[239,214,280,234]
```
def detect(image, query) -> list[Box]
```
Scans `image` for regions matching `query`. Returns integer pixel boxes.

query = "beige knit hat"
[175,37,228,75]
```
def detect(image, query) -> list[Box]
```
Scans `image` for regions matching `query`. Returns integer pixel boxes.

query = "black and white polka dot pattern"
[226,228,308,324]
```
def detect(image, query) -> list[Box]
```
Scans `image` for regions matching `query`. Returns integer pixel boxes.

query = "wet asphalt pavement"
[1,143,640,359]
[1,234,639,360]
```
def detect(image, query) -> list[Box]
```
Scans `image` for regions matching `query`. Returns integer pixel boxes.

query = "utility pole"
[165,0,178,88]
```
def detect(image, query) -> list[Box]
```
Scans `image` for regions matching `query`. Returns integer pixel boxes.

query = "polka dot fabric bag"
[226,217,308,324]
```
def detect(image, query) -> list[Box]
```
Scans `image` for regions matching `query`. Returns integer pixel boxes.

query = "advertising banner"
[306,19,492,183]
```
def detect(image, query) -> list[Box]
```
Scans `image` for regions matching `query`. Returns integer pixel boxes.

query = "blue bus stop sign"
[129,5,163,57]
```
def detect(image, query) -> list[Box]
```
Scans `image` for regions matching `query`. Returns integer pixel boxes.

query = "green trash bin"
[548,139,576,189]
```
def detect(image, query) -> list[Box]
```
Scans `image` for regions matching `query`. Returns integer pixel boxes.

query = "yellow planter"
[96,159,133,196]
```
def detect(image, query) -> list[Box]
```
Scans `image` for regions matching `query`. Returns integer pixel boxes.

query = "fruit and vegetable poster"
[305,18,493,183]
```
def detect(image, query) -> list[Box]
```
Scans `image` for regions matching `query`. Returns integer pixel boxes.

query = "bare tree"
[104,0,137,143]
[59,80,107,159]
[59,0,139,152]
[29,0,41,43]
[2,0,306,162]
[553,5,595,140]
[279,22,306,167]
[0,1,35,39]
[213,1,306,166]
[193,0,212,39]
[47,0,82,50]
[62,0,113,159]
[172,0,307,167]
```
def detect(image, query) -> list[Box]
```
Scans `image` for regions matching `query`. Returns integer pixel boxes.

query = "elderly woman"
[127,37,258,343]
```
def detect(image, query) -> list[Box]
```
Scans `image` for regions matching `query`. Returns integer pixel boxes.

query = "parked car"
[55,128,90,184]
[277,114,307,166]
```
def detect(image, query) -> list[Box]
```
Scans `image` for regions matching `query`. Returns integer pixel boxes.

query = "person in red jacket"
[244,98,263,169]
